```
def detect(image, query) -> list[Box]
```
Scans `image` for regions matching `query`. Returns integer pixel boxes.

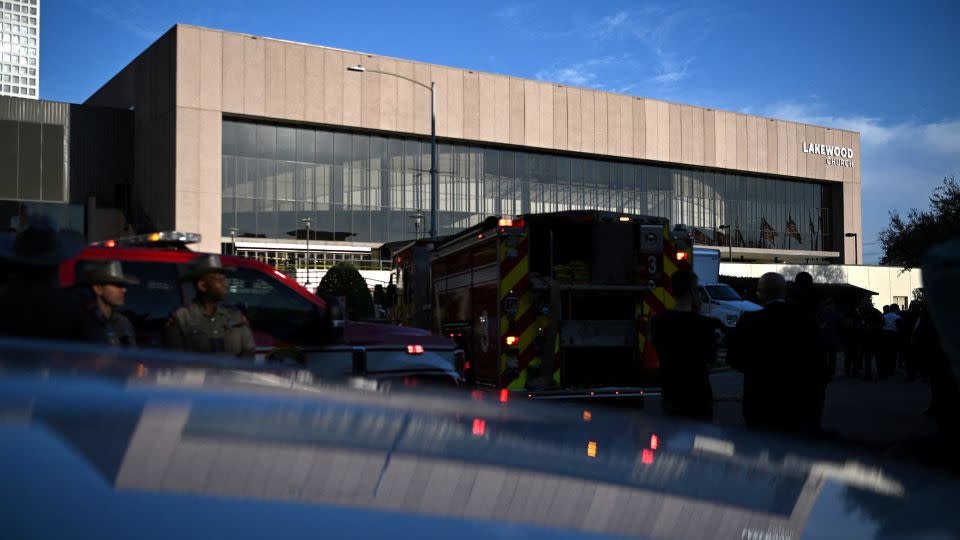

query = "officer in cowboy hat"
[80,260,139,347]
[162,254,255,357]
[0,217,89,342]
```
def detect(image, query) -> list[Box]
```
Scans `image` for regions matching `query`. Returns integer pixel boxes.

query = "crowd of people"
[653,269,960,437]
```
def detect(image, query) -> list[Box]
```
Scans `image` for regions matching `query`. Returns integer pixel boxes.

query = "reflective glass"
[221,119,835,252]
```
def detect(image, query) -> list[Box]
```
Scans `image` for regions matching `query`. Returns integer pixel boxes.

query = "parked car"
[2,341,959,540]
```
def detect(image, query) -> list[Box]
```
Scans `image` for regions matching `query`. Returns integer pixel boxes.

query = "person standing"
[650,270,722,422]
[881,304,903,379]
[81,260,138,347]
[163,254,255,357]
[860,299,884,380]
[0,218,89,342]
[728,272,822,434]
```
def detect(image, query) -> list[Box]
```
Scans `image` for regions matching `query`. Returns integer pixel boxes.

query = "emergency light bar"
[93,231,202,249]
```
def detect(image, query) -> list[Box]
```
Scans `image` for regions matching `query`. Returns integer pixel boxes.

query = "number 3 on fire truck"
[648,255,657,275]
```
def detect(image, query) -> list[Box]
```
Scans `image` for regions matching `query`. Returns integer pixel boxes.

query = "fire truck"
[389,211,694,397]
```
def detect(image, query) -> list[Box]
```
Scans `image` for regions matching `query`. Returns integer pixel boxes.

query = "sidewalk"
[708,370,938,447]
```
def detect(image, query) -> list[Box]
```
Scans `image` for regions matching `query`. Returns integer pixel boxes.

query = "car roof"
[2,340,958,540]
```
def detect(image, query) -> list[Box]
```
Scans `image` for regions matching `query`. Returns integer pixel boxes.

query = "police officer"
[163,254,255,357]
[81,260,138,347]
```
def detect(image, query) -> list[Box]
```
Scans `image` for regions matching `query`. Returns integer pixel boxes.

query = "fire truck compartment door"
[559,320,635,348]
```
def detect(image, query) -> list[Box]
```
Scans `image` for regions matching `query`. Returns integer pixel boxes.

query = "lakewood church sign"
[802,142,855,168]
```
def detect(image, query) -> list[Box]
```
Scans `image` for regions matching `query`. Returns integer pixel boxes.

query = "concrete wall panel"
[431,66,449,137]
[725,112,737,169]
[553,86,568,150]
[735,115,747,171]
[538,83,554,149]
[746,116,759,172]
[176,26,200,109]
[580,90,595,154]
[264,40,285,119]
[680,105,694,164]
[757,117,768,173]
[691,107,705,165]
[199,29,222,111]
[657,101,669,162]
[285,44,306,120]
[221,33,244,114]
[509,78,525,145]
[619,95,633,158]
[304,46,324,123]
[704,109,715,166]
[766,119,778,173]
[378,57,398,132]
[342,52,362,127]
[323,49,344,125]
[606,93,620,157]
[242,37,265,117]
[463,71,480,141]
[633,98,646,159]
[175,107,200,193]
[787,122,798,177]
[360,56,381,130]
[413,63,432,135]
[644,99,657,160]
[523,79,539,147]
[668,103,681,163]
[197,109,221,195]
[493,75,510,144]
[395,61,415,134]
[594,93,607,156]
[446,68,465,140]
[567,88,582,152]
[477,73,495,141]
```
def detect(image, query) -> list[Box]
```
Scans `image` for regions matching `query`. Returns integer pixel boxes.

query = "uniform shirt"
[85,304,137,347]
[883,312,902,333]
[163,300,256,357]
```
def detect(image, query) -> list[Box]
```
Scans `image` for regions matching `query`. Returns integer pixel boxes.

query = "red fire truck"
[389,211,693,398]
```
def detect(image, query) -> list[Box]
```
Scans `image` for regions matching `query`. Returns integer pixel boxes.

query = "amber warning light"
[676,251,689,261]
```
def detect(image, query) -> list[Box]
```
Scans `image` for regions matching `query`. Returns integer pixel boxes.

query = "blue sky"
[43,0,959,263]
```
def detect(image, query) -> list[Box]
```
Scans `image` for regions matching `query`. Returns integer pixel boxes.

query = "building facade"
[0,0,39,99]
[85,25,863,264]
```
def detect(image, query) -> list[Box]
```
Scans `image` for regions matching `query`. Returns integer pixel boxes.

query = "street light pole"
[302,217,312,286]
[347,64,438,242]
[718,224,731,262]
[228,226,238,256]
[844,232,858,265]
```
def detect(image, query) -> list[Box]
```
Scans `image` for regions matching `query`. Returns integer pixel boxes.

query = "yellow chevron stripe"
[500,257,528,298]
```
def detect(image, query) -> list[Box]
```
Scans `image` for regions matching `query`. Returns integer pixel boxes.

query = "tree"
[315,262,374,319]
[879,176,960,269]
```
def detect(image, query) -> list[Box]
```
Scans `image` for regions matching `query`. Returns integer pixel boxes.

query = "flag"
[760,217,777,248]
[809,216,818,251]
[786,216,802,244]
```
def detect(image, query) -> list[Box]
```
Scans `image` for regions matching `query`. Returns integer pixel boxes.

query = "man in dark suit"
[728,272,823,434]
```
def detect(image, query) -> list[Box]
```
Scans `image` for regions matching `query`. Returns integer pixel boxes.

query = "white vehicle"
[693,247,761,329]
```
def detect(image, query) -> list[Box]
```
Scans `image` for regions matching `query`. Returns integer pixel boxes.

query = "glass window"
[277,126,296,161]
[226,267,318,340]
[257,123,276,160]
[109,261,183,347]
[296,127,315,163]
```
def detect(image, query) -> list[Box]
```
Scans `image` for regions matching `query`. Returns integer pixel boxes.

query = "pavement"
[645,369,939,449]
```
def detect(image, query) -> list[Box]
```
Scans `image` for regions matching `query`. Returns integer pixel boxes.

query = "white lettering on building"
[802,142,855,168]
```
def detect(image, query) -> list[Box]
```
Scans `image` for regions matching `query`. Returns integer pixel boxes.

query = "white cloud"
[764,102,960,263]
[535,66,596,86]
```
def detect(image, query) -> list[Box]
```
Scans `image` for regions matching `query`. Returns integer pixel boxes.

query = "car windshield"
[705,284,742,301]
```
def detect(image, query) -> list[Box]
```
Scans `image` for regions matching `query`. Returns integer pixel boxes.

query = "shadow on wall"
[780,264,848,284]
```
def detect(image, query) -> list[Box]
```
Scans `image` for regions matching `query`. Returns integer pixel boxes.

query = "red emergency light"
[498,218,513,227]
[642,448,654,465]
[406,344,424,355]
[104,239,117,248]
[650,434,659,451]
[505,335,518,346]
[499,388,509,403]
[676,251,689,261]
[472,418,486,436]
